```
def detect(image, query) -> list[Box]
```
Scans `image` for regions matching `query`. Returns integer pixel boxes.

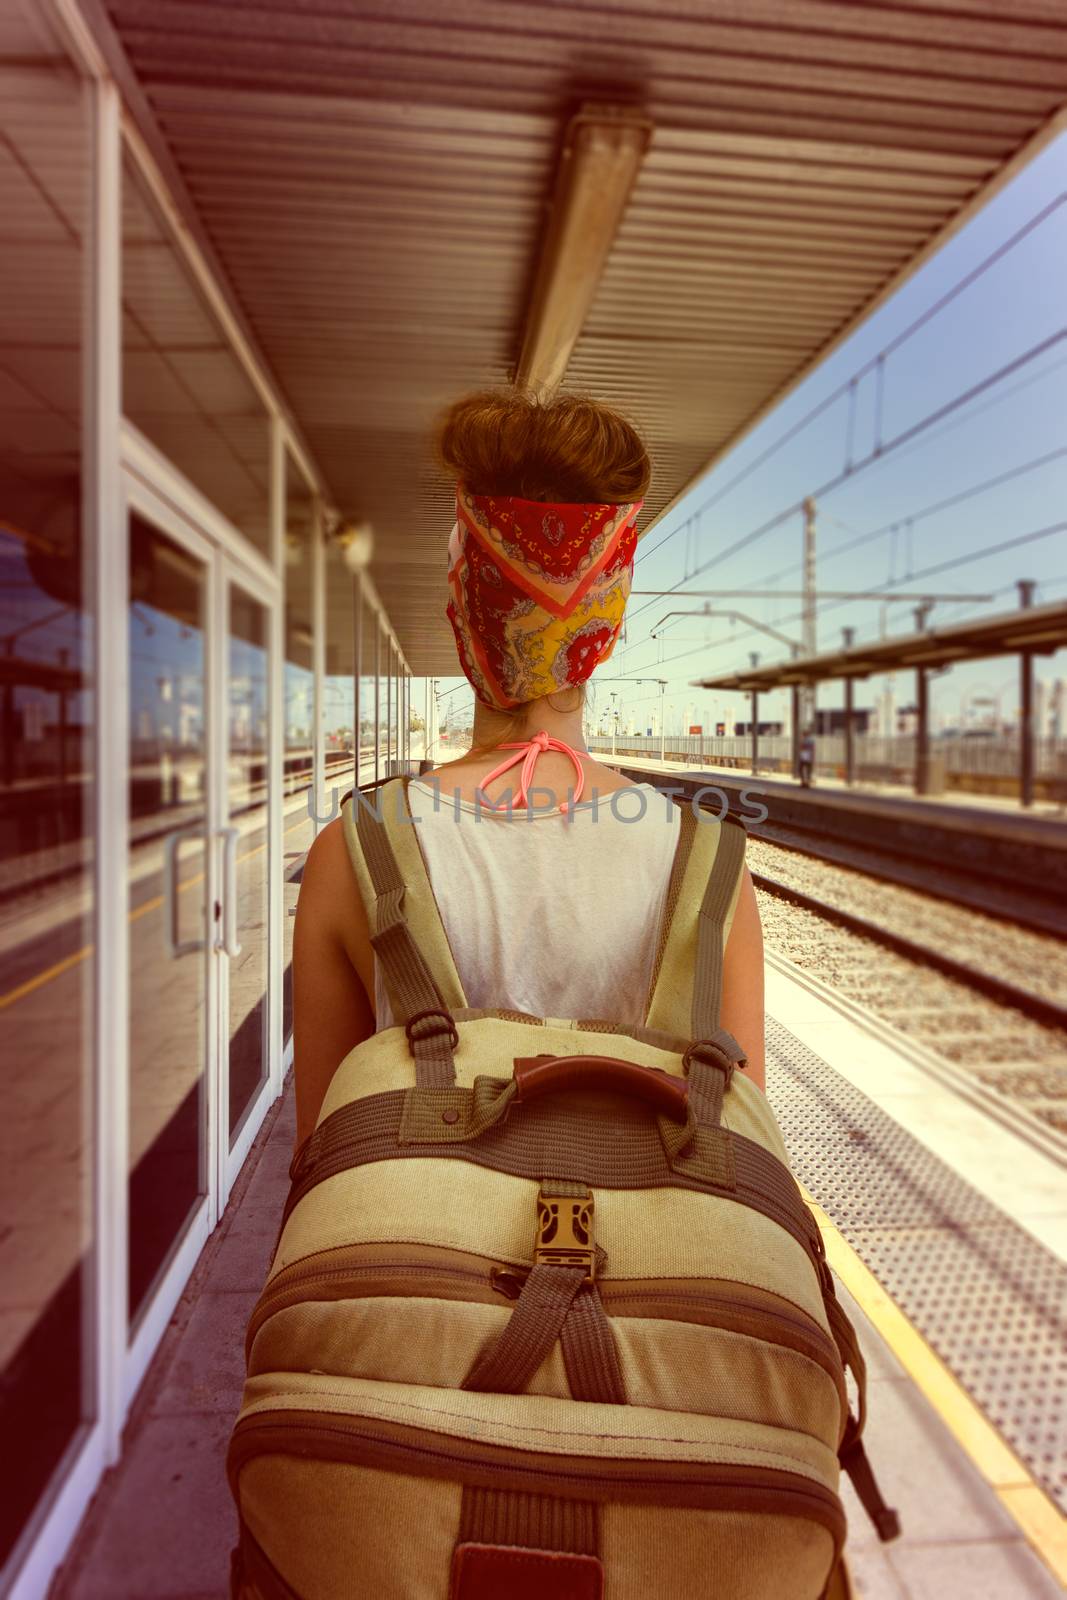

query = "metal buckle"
[404,1007,459,1052]
[534,1188,596,1282]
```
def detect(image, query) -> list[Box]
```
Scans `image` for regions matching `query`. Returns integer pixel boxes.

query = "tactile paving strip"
[766,1016,1067,1514]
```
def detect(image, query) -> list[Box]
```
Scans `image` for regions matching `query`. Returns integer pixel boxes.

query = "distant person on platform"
[799,731,816,787]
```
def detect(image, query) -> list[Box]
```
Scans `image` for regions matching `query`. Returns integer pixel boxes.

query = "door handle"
[163,824,206,958]
[215,826,242,958]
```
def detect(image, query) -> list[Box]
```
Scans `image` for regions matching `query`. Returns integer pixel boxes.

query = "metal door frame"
[118,433,282,1400]
[118,466,219,1406]
[217,553,280,1199]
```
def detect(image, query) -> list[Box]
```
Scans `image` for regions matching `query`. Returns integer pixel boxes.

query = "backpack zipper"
[229,1405,846,1546]
[246,1244,502,1359]
[246,1243,846,1418]
[229,1414,847,1600]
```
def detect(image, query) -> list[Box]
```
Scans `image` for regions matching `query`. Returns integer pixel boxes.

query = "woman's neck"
[470,697,589,754]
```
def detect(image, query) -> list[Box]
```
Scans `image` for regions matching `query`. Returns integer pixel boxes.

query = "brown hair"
[434,386,651,505]
[431,387,649,763]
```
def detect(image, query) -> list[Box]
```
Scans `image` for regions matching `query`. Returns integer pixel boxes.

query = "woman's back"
[373,776,680,1029]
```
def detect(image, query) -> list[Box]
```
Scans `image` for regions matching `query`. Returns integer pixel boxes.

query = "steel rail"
[750,870,1067,1036]
[751,820,1066,941]
[611,765,1067,941]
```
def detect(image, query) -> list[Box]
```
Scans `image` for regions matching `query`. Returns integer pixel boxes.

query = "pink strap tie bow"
[477,729,587,815]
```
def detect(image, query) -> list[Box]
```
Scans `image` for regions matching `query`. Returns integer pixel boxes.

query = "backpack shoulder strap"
[643,800,748,1040]
[341,776,468,1042]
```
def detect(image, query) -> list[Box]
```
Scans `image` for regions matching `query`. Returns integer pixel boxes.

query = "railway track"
[750,837,1067,1143]
[753,815,1066,940]
[613,763,1067,940]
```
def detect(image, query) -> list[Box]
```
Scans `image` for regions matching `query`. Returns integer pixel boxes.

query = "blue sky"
[428,126,1067,740]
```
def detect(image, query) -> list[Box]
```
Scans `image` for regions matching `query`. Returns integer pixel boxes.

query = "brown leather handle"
[513,1054,690,1123]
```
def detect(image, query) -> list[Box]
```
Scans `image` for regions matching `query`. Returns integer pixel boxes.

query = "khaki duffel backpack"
[228,776,898,1599]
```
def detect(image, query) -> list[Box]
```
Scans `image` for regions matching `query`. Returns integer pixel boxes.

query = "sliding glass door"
[126,509,210,1330]
[123,472,278,1354]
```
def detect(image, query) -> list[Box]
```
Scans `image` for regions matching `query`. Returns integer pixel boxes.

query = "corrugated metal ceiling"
[102,0,1067,672]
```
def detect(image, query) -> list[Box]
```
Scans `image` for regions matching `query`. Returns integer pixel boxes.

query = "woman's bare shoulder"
[301,815,348,894]
[299,820,371,961]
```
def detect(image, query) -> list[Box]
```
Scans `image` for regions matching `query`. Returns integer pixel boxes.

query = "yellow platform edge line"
[801,1189,1067,1588]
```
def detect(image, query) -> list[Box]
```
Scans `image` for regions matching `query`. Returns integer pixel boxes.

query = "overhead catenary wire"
[628,326,1067,628]
[617,520,1067,685]
[623,361,1067,686]
[633,194,1067,574]
[637,343,1067,581]
[765,445,1067,582]
[615,439,1067,681]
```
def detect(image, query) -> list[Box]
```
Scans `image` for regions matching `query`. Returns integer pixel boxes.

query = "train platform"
[49,962,1067,1599]
[608,756,1067,944]
[607,752,1067,824]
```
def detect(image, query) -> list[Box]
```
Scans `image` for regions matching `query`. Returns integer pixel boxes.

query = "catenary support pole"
[844,679,855,786]
[800,497,816,737]
[842,627,855,787]
[1018,579,1036,807]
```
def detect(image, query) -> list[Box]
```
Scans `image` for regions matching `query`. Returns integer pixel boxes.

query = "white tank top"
[373,779,680,1030]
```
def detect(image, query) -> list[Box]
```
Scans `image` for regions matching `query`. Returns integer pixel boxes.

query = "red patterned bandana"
[445,487,643,710]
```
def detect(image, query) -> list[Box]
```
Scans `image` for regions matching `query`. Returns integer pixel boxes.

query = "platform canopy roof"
[692,600,1067,692]
[90,0,1067,672]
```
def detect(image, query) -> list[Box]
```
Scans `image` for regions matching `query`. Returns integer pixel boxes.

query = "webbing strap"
[458,1486,597,1555]
[462,1263,585,1394]
[816,1246,899,1541]
[685,1029,748,1128]
[560,1285,628,1404]
[354,787,457,1087]
[461,1266,625,1406]
[825,1291,868,1445]
[283,1088,815,1268]
[839,1438,901,1543]
[642,801,697,1020]
[643,805,747,1041]
[693,814,747,1038]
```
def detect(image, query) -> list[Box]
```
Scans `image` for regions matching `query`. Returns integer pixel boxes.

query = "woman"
[292,387,765,1154]
[234,389,873,1600]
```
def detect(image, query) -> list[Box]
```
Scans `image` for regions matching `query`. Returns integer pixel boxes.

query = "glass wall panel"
[127,514,207,1326]
[122,157,271,556]
[282,455,314,1042]
[396,660,402,766]
[375,620,383,777]
[359,598,375,785]
[0,51,94,1573]
[227,585,270,1141]
[388,656,396,774]
[324,538,355,799]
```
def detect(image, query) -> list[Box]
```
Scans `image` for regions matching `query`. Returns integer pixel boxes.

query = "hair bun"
[434,387,651,505]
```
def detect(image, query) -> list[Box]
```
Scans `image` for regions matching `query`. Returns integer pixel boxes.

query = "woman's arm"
[292,818,376,1154]
[719,865,766,1092]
